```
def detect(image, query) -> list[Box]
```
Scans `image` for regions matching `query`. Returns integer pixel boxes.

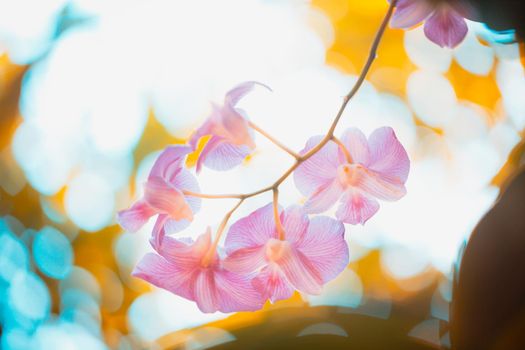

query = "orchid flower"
[224,204,349,303]
[117,145,201,237]
[294,127,409,225]
[189,81,268,172]
[390,0,476,48]
[133,228,264,313]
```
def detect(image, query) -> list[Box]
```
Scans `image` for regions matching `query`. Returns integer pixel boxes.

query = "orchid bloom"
[190,81,267,172]
[390,0,475,48]
[133,228,264,313]
[224,204,349,303]
[294,127,409,225]
[117,145,201,238]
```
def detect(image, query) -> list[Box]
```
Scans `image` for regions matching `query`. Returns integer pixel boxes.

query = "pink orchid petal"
[189,117,215,150]
[196,136,223,173]
[132,253,194,300]
[297,215,349,282]
[368,127,410,183]
[196,136,250,172]
[116,200,155,233]
[171,167,201,213]
[143,176,193,221]
[215,269,265,312]
[390,0,435,28]
[340,127,370,165]
[294,136,341,197]
[158,229,213,267]
[194,270,218,313]
[356,169,407,201]
[225,203,278,254]
[423,6,468,48]
[150,214,169,251]
[280,206,309,245]
[303,179,344,214]
[220,104,255,148]
[224,81,271,107]
[279,246,323,295]
[252,264,294,303]
[336,190,380,225]
[223,246,267,275]
[149,145,192,180]
[162,218,191,235]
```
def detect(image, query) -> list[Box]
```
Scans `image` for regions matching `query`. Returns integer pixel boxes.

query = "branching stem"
[188,0,398,247]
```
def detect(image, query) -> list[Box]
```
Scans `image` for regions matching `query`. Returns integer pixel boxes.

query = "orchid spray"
[119,0,422,313]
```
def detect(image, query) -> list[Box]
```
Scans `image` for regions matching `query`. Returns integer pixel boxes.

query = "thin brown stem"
[331,136,353,163]
[192,0,397,247]
[248,121,300,159]
[183,190,244,200]
[202,199,245,266]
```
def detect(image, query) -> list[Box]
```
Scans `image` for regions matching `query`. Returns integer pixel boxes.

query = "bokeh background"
[0,0,524,349]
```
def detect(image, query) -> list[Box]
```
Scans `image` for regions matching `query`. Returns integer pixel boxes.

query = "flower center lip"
[337,163,364,187]
[265,238,290,262]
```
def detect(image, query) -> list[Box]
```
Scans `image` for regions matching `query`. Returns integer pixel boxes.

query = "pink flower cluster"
[118,82,410,313]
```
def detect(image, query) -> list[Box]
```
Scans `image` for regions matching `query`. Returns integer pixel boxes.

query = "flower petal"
[150,214,169,251]
[143,176,193,221]
[117,200,155,232]
[215,269,265,312]
[224,81,271,107]
[219,104,255,148]
[280,206,309,245]
[279,246,323,295]
[132,253,194,301]
[157,229,213,268]
[390,0,434,29]
[252,264,294,303]
[295,216,348,284]
[223,246,267,275]
[303,179,344,214]
[225,203,278,254]
[296,215,349,283]
[149,145,192,180]
[163,218,191,235]
[196,136,250,172]
[171,168,201,214]
[194,269,219,313]
[340,127,370,165]
[367,127,410,184]
[336,190,380,225]
[357,169,407,201]
[189,117,215,150]
[423,6,468,48]
[294,136,341,197]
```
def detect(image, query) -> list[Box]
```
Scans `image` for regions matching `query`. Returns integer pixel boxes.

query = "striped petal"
[303,179,344,214]
[336,190,380,225]
[117,200,155,233]
[390,0,434,28]
[143,176,193,221]
[225,203,278,254]
[294,136,341,197]
[149,145,192,180]
[294,215,349,283]
[196,136,250,172]
[252,264,294,303]
[423,6,468,48]
[367,127,410,184]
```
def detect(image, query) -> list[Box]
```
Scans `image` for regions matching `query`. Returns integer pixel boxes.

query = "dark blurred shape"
[163,305,444,350]
[467,0,525,40]
[451,168,525,350]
